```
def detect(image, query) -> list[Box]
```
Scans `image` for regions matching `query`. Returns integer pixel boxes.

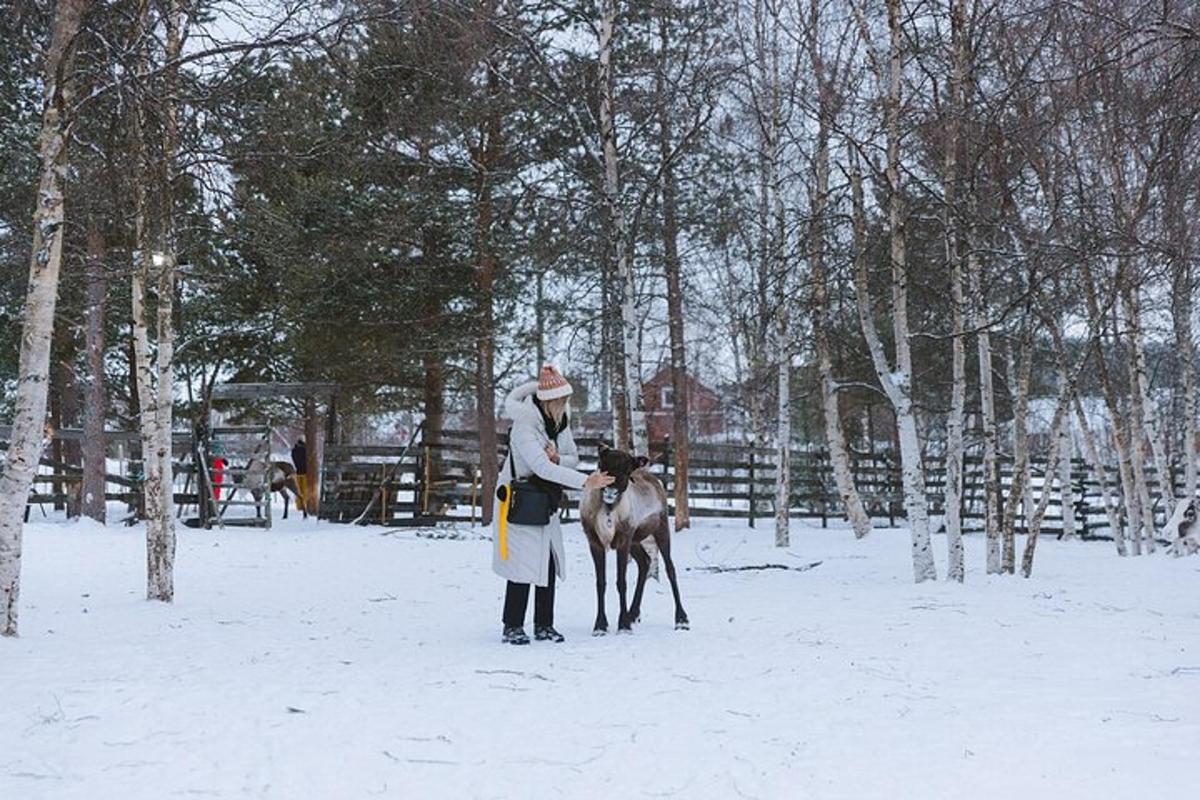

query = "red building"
[641,367,725,444]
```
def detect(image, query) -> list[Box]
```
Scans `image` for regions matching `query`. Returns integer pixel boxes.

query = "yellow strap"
[498,485,510,561]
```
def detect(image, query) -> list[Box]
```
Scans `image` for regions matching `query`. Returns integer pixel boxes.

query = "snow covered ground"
[2,516,1198,800]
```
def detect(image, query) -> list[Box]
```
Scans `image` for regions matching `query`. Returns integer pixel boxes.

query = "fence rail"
[318,428,1185,535]
[6,423,1187,537]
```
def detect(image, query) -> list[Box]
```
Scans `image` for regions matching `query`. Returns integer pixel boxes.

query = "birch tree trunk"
[1055,297,1077,541]
[1073,395,1125,554]
[144,0,185,602]
[1125,282,1173,524]
[129,0,165,595]
[1018,346,1034,544]
[598,0,647,456]
[1002,333,1033,575]
[1059,411,1076,540]
[0,0,91,636]
[765,3,789,549]
[851,153,936,583]
[81,219,108,523]
[656,5,690,530]
[885,0,935,581]
[1081,260,1139,554]
[1120,288,1157,553]
[774,327,790,547]
[1174,254,1198,503]
[1021,387,1072,577]
[967,239,1001,572]
[941,0,968,581]
[809,0,870,540]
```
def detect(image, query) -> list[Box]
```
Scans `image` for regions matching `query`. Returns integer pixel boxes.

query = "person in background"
[211,440,227,502]
[492,366,614,645]
[291,437,308,514]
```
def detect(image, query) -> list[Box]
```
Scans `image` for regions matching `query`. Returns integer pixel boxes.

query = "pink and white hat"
[536,365,573,401]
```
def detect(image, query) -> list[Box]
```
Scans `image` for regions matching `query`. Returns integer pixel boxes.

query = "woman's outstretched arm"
[510,423,587,490]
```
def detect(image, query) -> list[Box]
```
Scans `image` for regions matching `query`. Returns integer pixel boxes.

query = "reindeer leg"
[629,541,650,625]
[654,524,689,630]
[617,545,633,632]
[589,538,608,635]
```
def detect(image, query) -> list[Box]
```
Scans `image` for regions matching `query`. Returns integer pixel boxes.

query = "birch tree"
[598,0,648,456]
[1021,313,1110,577]
[1074,394,1125,554]
[847,0,937,582]
[1001,331,1033,575]
[806,0,870,540]
[0,0,93,637]
[940,0,968,581]
[1121,286,1161,552]
[848,161,936,581]
[1170,210,1198,507]
[130,0,185,602]
[966,193,1002,572]
[756,0,790,549]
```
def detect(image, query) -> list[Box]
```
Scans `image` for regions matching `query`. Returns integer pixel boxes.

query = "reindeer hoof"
[617,627,632,635]
[675,620,690,631]
[592,629,606,637]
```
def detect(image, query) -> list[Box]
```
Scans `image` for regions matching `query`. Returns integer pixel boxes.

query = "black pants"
[502,554,556,628]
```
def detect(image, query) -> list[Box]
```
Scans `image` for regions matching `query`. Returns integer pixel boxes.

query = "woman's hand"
[544,443,560,464]
[583,471,615,490]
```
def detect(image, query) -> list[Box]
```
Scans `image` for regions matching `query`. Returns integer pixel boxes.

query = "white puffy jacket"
[490,381,585,586]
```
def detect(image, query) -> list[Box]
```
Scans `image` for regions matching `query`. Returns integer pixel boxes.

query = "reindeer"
[248,460,307,520]
[220,451,307,521]
[1166,497,1198,556]
[579,445,688,634]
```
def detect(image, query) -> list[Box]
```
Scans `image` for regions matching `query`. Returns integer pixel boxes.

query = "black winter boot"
[534,625,565,643]
[502,626,530,645]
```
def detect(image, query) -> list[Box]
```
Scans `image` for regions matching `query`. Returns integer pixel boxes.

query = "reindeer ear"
[635,456,649,469]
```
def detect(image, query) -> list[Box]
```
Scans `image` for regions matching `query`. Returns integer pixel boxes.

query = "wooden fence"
[1,426,274,525]
[6,423,1185,537]
[319,427,1184,536]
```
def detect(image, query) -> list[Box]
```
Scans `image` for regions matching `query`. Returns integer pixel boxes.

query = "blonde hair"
[543,396,569,424]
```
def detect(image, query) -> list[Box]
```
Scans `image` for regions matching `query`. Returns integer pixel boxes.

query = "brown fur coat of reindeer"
[579,446,688,634]
[227,458,307,520]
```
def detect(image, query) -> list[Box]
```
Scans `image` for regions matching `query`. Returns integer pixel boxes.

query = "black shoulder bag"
[498,449,555,526]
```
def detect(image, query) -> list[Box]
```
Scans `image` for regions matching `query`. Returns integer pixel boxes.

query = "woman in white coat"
[493,366,613,645]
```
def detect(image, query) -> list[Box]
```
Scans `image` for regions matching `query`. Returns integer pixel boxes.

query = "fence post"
[821,450,829,528]
[380,463,388,524]
[471,468,479,527]
[888,455,897,528]
[748,449,756,528]
[418,445,429,517]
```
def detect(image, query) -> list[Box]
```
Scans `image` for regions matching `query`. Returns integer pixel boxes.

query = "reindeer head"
[597,445,649,505]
